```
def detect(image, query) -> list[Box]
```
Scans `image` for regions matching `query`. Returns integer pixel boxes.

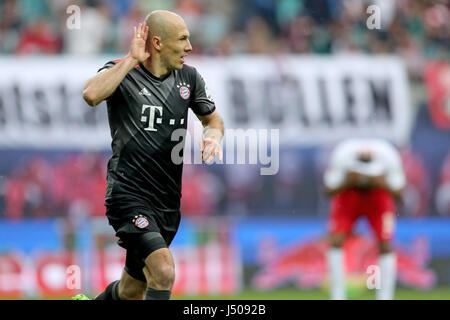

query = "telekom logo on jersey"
[141,105,163,132]
[141,104,186,131]
[140,104,279,175]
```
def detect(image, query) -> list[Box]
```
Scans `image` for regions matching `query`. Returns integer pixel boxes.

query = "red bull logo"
[252,234,436,291]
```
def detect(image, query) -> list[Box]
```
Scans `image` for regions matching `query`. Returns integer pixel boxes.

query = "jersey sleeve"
[384,145,406,191]
[190,68,216,116]
[96,60,121,101]
[323,143,349,190]
[97,60,117,73]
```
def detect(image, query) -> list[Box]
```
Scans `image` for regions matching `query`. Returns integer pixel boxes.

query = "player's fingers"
[218,147,223,162]
[205,143,215,156]
[214,147,220,161]
[203,151,212,164]
[202,144,214,163]
[208,152,217,164]
[202,148,211,162]
[202,151,210,163]
[133,26,137,39]
[203,140,211,153]
[201,144,207,160]
[137,23,143,39]
[207,152,215,164]
[206,145,219,164]
[143,25,149,41]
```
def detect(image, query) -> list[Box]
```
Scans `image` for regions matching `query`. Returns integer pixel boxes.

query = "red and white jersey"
[324,138,406,191]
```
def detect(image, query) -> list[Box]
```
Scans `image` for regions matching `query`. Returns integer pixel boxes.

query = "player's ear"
[152,36,162,51]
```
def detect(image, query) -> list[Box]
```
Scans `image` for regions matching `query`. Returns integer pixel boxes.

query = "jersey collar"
[139,63,173,82]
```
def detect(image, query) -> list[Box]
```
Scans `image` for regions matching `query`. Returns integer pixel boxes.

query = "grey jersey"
[98,60,215,220]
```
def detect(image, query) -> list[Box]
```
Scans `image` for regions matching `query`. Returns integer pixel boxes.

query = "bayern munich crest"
[133,214,149,229]
[177,82,190,99]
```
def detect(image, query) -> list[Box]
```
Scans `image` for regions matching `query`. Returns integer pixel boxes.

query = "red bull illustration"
[252,234,436,293]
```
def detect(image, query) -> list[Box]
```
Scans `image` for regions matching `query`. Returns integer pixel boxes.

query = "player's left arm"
[368,148,406,200]
[190,67,224,164]
[366,175,400,196]
[197,110,224,164]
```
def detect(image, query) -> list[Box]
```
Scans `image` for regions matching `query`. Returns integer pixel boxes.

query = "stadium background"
[0,0,449,299]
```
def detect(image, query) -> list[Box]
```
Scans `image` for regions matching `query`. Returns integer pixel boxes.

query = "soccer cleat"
[71,294,91,300]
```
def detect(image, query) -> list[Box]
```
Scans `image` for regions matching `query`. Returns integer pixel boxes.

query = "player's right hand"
[129,22,150,63]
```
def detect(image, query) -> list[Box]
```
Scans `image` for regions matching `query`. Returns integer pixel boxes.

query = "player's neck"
[142,58,170,79]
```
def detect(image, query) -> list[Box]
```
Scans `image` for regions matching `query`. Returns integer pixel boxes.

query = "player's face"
[161,23,192,70]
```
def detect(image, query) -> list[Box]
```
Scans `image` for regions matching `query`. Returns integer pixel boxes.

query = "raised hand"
[129,22,150,63]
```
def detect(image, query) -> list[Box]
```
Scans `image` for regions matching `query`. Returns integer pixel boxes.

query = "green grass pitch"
[5,287,449,300]
[173,287,450,300]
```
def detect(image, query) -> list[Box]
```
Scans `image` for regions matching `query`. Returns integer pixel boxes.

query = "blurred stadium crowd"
[0,147,449,219]
[0,0,449,220]
[1,0,449,76]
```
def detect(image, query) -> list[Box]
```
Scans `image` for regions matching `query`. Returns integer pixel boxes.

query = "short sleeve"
[190,68,216,116]
[97,60,117,73]
[323,143,349,189]
[384,145,406,191]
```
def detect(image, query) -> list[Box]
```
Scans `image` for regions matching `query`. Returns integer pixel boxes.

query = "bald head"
[145,10,187,41]
[144,10,192,71]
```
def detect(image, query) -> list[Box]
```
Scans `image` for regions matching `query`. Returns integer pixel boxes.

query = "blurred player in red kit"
[324,138,406,300]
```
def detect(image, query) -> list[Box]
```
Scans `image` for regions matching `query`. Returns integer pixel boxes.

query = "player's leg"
[376,226,396,300]
[93,280,120,300]
[118,269,147,299]
[140,211,180,300]
[142,247,175,300]
[116,229,172,300]
[327,233,346,300]
[326,189,360,300]
[94,239,149,300]
[366,189,397,300]
[95,213,166,300]
[93,209,168,300]
[378,239,396,300]
[94,269,146,300]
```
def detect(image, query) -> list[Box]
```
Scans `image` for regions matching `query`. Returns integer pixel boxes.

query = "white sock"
[327,248,346,300]
[376,253,397,300]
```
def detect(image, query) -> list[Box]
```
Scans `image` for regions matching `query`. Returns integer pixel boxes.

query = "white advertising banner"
[0,55,412,149]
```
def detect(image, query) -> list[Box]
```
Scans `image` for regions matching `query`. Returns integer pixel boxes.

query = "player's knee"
[329,234,344,248]
[158,264,175,287]
[148,264,175,289]
[379,241,392,254]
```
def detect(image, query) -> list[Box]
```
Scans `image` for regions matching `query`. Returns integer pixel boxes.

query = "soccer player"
[323,138,406,300]
[76,10,224,300]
